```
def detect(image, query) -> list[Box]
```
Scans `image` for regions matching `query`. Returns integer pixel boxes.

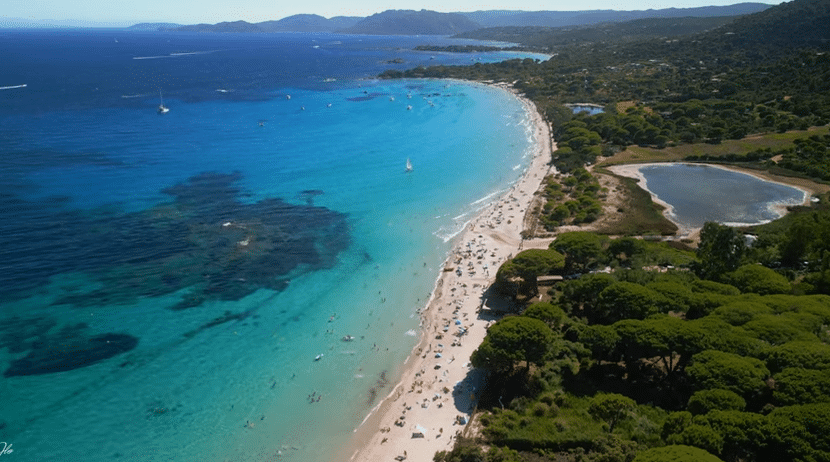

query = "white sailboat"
[405,158,413,173]
[157,90,169,114]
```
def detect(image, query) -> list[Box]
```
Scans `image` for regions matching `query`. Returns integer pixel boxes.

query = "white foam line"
[435,218,472,243]
[439,185,521,242]
[471,188,507,206]
[721,220,772,227]
[0,84,26,90]
[439,188,511,241]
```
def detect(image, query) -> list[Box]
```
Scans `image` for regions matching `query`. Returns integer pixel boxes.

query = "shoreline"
[606,161,816,238]
[343,83,555,462]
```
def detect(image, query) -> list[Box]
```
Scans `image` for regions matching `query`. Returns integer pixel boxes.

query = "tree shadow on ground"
[451,367,488,414]
[474,367,546,412]
[561,362,692,409]
[477,285,522,317]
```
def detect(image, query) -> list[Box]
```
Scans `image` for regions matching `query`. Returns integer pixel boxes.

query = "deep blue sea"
[0,30,545,461]
[639,163,808,229]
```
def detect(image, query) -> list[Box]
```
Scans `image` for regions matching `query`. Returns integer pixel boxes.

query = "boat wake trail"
[133,50,218,60]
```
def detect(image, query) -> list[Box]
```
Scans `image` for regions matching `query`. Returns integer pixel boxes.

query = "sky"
[4,0,786,26]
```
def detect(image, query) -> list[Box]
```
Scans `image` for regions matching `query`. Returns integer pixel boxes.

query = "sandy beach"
[344,85,556,462]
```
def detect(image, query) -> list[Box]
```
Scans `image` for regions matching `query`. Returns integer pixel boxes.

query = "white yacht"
[157,90,169,114]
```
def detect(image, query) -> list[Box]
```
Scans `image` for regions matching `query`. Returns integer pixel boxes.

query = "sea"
[638,163,808,229]
[0,29,546,461]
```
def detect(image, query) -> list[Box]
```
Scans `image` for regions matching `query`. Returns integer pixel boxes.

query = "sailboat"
[405,158,413,173]
[157,90,169,114]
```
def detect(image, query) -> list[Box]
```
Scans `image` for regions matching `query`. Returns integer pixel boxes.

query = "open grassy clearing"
[597,125,830,166]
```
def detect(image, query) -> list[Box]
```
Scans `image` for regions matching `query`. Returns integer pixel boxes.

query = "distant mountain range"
[257,14,362,32]
[460,3,773,28]
[137,4,772,35]
[128,10,476,34]
[135,14,362,33]
[6,3,775,34]
[340,10,481,35]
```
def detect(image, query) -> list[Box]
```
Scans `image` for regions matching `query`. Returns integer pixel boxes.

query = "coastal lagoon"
[0,30,544,461]
[567,104,604,115]
[635,163,808,230]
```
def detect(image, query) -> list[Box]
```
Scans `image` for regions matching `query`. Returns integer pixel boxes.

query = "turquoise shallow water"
[0,31,538,461]
[638,163,807,229]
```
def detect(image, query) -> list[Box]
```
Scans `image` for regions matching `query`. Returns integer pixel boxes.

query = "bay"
[0,30,543,461]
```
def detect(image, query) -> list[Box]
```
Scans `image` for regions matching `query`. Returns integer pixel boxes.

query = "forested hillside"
[460,3,772,28]
[454,16,742,48]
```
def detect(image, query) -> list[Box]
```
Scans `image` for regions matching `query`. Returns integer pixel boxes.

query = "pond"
[630,163,808,231]
[567,104,604,115]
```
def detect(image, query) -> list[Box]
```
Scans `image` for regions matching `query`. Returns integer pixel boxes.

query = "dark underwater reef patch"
[0,171,350,306]
[0,316,58,355]
[0,171,348,376]
[3,321,138,377]
[346,93,386,102]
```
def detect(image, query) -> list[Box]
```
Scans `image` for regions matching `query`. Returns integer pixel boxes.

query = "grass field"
[597,126,830,166]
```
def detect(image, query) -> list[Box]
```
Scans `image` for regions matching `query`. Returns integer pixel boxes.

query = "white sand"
[343,85,556,462]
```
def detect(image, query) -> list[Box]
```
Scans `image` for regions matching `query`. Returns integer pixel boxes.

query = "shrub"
[532,402,549,417]
[688,389,747,415]
[722,265,792,295]
[633,445,725,462]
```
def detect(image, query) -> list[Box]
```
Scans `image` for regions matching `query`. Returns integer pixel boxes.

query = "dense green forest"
[379,0,830,460]
[441,211,830,462]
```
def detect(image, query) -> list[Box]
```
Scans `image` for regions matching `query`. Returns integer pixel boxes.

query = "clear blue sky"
[5,0,785,26]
